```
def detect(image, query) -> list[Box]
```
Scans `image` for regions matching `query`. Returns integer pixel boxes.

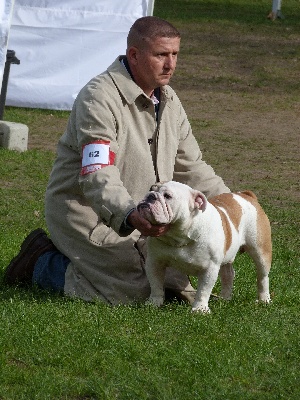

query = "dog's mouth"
[137,202,150,212]
[137,201,157,224]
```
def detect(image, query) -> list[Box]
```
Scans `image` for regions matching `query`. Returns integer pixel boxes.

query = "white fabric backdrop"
[6,0,155,110]
[0,0,15,87]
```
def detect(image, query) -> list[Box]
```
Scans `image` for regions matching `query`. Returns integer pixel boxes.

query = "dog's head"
[137,181,207,225]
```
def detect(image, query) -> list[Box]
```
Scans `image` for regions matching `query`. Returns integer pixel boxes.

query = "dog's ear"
[150,182,165,192]
[194,191,207,212]
[150,184,159,192]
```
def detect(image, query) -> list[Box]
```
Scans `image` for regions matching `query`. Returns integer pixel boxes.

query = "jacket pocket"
[89,223,111,246]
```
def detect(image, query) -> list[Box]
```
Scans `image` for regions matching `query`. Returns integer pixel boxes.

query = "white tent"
[0,0,15,86]
[4,0,155,111]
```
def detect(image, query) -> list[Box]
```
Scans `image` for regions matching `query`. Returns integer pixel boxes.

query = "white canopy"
[4,0,154,110]
[0,0,15,86]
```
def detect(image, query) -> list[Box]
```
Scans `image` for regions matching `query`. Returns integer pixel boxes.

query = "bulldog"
[137,181,272,313]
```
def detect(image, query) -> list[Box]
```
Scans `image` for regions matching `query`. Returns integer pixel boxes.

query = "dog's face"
[137,181,207,225]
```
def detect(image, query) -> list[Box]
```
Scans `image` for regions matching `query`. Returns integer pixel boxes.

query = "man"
[4,16,230,304]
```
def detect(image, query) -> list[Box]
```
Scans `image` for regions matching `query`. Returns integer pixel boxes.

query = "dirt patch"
[28,113,67,151]
[25,21,300,209]
[173,22,300,208]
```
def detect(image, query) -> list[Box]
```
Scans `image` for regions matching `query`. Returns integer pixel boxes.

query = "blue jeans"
[32,250,70,293]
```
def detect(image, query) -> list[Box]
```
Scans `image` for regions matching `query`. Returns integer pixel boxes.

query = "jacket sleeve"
[173,106,230,198]
[74,78,136,236]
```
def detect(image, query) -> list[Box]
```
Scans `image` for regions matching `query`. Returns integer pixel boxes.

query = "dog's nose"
[146,192,157,203]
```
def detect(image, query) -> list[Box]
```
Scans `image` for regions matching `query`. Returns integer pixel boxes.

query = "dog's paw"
[256,296,272,305]
[219,291,232,301]
[257,291,271,304]
[145,296,164,307]
[191,305,211,314]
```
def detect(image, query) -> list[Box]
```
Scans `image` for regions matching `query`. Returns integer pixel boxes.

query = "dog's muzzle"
[137,193,157,212]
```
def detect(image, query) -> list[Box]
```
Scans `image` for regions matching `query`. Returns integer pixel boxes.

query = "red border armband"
[81,140,115,175]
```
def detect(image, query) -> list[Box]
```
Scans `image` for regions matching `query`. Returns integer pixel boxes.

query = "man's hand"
[127,209,170,237]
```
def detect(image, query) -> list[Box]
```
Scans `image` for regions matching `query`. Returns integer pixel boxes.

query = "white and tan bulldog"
[137,181,272,313]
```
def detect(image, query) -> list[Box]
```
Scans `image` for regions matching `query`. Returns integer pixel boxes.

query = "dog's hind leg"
[246,212,272,303]
[219,262,235,300]
[248,246,272,303]
[245,232,272,303]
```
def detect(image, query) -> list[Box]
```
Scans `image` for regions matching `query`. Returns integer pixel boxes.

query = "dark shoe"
[4,228,56,286]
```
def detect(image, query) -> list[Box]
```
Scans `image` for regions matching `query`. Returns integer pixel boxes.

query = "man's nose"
[164,55,176,69]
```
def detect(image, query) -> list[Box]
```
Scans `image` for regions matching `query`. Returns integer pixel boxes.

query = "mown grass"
[154,0,300,26]
[0,0,299,398]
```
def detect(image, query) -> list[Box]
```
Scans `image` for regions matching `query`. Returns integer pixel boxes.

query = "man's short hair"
[127,16,181,50]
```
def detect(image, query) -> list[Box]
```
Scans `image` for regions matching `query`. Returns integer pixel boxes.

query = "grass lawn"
[0,0,299,399]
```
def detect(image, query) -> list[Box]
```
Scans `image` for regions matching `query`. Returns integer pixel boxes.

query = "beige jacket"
[45,56,230,304]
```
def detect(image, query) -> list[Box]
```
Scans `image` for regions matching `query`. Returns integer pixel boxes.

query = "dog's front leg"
[192,264,220,314]
[145,259,166,307]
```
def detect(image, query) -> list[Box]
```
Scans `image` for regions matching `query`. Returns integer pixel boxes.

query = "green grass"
[0,284,299,399]
[1,107,69,125]
[154,0,300,26]
[0,0,300,398]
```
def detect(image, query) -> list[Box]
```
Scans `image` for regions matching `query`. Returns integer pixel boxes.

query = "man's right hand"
[127,209,170,237]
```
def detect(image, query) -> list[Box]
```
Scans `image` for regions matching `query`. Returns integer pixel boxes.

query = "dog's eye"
[164,193,172,200]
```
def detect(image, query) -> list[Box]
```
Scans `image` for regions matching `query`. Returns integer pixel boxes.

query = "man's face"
[129,36,180,96]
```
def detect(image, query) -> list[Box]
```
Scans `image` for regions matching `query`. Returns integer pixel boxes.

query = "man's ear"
[127,46,138,65]
[194,191,207,212]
